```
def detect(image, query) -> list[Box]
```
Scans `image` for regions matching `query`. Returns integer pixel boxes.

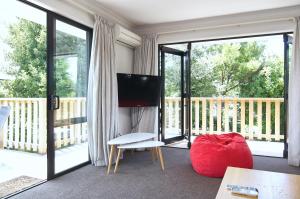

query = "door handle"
[49,95,60,110]
[54,95,60,110]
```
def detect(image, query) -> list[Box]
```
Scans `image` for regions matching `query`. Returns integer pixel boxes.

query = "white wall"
[29,0,94,28]
[157,19,295,44]
[135,5,300,44]
[115,43,134,134]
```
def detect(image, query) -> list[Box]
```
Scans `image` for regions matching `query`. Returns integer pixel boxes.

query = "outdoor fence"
[0,96,285,154]
[165,97,285,141]
[0,98,87,154]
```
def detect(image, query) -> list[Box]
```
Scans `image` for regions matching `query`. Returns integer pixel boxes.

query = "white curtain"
[288,17,300,167]
[131,34,158,133]
[87,16,118,166]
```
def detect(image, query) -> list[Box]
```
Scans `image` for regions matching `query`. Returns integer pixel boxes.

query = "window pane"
[0,1,47,197]
[54,19,89,173]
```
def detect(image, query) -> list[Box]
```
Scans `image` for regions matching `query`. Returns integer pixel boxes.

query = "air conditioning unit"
[115,24,141,48]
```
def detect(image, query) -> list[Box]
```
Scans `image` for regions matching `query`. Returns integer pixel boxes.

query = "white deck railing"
[0,98,87,154]
[0,96,285,153]
[165,97,284,141]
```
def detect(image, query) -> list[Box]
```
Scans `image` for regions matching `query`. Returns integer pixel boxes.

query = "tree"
[185,41,284,97]
[4,19,47,97]
[1,18,86,98]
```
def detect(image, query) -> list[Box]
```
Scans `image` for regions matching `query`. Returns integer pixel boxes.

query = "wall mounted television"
[117,73,161,107]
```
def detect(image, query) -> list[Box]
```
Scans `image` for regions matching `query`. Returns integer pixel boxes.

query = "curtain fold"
[131,34,158,133]
[87,16,118,166]
[288,17,300,167]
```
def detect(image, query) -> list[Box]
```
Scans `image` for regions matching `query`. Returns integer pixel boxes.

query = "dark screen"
[117,73,161,107]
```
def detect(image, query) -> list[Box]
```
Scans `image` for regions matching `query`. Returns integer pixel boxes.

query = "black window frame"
[158,32,292,156]
[3,1,93,197]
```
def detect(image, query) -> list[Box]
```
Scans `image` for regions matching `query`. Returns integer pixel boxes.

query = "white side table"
[114,140,165,173]
[107,133,155,174]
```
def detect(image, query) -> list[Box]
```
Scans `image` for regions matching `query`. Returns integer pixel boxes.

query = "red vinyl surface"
[190,133,253,178]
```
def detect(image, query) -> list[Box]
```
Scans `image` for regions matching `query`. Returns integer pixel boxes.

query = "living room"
[0,0,300,198]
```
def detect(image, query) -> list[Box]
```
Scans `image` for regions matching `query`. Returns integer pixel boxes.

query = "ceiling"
[94,0,300,26]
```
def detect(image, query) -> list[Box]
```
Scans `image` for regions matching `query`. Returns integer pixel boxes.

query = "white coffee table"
[114,140,165,173]
[107,133,156,174]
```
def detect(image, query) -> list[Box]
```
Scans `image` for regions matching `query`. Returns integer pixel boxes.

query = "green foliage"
[1,18,87,98]
[165,54,181,97]
[55,58,75,97]
[165,41,284,98]
[4,19,47,97]
[56,30,88,97]
[239,56,284,98]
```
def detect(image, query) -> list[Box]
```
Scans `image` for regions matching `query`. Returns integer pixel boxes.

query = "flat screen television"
[117,73,161,107]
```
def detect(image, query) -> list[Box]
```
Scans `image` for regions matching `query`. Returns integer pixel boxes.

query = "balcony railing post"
[275,100,281,141]
[217,98,222,133]
[20,101,26,150]
[175,99,179,131]
[75,99,81,143]
[248,99,254,140]
[240,100,246,137]
[224,99,229,132]
[38,99,47,154]
[209,99,214,134]
[168,99,173,129]
[63,100,69,147]
[266,100,271,141]
[257,100,263,140]
[15,102,20,149]
[8,101,14,149]
[232,99,237,132]
[195,99,200,135]
[32,101,38,151]
[70,100,75,145]
[82,98,87,142]
[201,98,207,134]
[26,101,32,150]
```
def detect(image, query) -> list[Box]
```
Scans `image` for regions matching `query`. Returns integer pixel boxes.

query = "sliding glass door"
[0,0,92,196]
[53,19,90,174]
[0,1,48,197]
[47,15,92,177]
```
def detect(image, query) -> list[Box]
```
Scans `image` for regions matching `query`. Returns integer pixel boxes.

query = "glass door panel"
[53,19,89,173]
[160,46,188,144]
[164,53,183,140]
[0,0,47,196]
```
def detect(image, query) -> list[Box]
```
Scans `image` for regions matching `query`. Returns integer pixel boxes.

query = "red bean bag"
[190,133,253,178]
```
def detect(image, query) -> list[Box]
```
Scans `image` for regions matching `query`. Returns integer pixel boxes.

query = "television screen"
[117,73,161,107]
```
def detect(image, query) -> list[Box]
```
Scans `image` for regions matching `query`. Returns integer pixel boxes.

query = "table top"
[118,141,165,149]
[107,132,156,145]
[216,167,300,199]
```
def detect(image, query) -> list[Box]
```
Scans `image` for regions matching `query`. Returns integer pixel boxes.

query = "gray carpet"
[10,148,300,199]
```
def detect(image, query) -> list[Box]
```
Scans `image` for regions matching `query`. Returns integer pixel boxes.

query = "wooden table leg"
[107,145,115,175]
[155,146,159,160]
[114,148,122,173]
[151,148,156,161]
[158,147,165,171]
